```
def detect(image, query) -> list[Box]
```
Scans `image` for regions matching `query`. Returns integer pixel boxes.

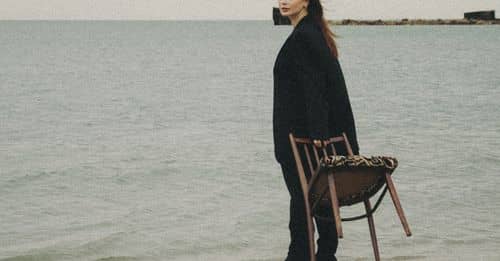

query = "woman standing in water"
[273,0,360,260]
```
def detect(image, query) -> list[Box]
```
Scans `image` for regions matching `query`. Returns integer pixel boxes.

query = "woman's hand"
[313,139,324,148]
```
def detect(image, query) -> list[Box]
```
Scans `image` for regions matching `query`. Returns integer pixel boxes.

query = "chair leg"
[364,199,380,261]
[311,185,328,212]
[297,166,316,261]
[385,173,412,236]
[302,194,316,261]
[327,173,343,238]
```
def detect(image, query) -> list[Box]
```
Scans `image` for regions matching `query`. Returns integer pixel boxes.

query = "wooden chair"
[288,132,412,261]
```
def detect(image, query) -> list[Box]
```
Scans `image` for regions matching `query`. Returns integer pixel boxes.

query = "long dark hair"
[307,0,339,58]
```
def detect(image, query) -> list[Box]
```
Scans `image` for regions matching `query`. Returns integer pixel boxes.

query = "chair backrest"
[288,132,355,179]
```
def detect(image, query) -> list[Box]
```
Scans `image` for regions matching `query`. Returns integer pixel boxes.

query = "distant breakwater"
[328,18,500,25]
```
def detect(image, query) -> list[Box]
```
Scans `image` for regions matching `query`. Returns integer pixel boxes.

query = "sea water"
[1,21,499,260]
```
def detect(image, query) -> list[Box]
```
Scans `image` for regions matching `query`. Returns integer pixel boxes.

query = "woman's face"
[278,0,308,17]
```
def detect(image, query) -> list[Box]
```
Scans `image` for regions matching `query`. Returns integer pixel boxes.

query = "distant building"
[464,10,495,20]
[273,7,291,25]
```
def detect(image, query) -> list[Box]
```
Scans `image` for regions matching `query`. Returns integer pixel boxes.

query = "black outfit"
[273,13,360,261]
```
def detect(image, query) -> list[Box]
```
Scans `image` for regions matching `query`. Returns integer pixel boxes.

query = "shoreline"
[328,18,500,25]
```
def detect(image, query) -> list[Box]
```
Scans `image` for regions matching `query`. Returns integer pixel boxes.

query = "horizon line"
[0,17,470,22]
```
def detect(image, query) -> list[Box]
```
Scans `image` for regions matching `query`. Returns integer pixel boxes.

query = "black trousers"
[280,156,338,261]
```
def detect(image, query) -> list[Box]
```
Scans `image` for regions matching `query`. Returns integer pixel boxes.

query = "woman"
[273,0,360,260]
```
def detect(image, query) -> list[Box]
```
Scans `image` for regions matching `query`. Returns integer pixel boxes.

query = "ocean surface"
[0,21,499,261]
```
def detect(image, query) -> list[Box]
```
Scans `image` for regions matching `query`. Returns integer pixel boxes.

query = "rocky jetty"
[272,7,498,26]
[328,18,500,25]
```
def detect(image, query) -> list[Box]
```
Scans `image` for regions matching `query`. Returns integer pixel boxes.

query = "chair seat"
[310,155,398,206]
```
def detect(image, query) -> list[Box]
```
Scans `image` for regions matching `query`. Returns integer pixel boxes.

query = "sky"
[0,0,499,20]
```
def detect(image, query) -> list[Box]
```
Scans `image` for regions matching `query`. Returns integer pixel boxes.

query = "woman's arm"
[294,30,330,142]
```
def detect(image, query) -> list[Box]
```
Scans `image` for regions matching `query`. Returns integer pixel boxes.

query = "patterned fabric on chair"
[311,155,398,207]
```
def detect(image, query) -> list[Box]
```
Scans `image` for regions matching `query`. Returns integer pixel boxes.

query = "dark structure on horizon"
[464,10,495,20]
[273,7,291,25]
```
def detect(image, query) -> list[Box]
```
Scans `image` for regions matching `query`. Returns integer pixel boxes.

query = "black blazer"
[273,13,360,164]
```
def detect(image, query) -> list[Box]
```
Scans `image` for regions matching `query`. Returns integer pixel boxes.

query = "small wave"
[94,256,139,261]
[1,255,140,261]
[0,253,67,261]
[386,255,427,260]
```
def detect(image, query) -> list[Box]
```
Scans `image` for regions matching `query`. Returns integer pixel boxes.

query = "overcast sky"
[1,0,499,20]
